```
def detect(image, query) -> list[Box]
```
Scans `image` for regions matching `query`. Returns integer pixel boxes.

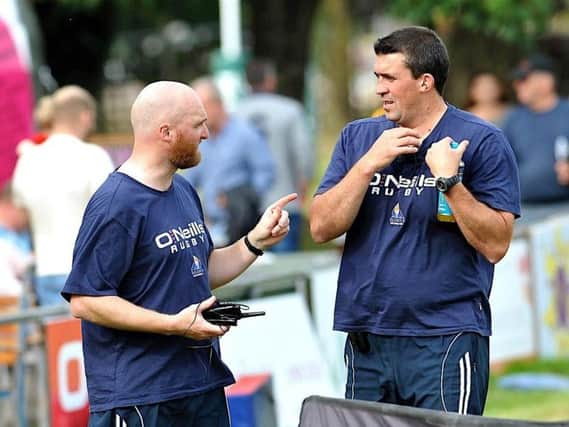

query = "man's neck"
[118,156,175,191]
[405,97,448,137]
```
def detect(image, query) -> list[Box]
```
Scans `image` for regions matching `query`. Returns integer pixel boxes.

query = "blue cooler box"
[226,374,276,427]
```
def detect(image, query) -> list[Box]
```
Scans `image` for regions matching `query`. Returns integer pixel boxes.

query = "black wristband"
[244,235,264,256]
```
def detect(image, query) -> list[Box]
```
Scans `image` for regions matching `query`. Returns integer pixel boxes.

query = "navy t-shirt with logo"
[316,105,521,337]
[62,172,234,412]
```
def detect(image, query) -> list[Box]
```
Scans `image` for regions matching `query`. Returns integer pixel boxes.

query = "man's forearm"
[446,184,514,264]
[310,161,375,243]
[208,240,257,289]
[70,295,177,334]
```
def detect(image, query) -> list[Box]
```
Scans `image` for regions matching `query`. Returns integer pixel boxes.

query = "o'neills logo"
[154,221,207,254]
[369,173,436,197]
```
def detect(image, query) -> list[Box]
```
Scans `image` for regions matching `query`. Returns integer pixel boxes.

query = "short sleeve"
[315,128,350,195]
[466,131,521,217]
[61,216,136,301]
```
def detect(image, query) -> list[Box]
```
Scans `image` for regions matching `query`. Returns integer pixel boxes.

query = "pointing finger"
[271,193,298,211]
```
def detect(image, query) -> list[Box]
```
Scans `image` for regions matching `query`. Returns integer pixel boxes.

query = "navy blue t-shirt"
[62,172,234,412]
[316,105,521,337]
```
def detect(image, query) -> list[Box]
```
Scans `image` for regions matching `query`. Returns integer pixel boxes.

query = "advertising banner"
[490,238,534,363]
[45,317,89,427]
[221,293,337,427]
[529,216,569,357]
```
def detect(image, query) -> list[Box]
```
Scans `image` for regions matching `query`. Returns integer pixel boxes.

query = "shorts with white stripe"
[344,332,489,415]
[88,388,230,427]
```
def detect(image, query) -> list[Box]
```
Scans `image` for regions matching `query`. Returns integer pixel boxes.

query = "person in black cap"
[503,53,569,204]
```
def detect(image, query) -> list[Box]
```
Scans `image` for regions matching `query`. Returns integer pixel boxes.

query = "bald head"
[130,81,203,137]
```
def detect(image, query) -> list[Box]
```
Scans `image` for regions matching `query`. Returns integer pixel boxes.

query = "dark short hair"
[374,26,449,95]
[246,59,276,89]
[512,53,556,81]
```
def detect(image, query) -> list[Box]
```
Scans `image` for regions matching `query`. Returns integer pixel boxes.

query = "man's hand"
[555,161,569,186]
[173,295,229,340]
[247,193,298,250]
[361,127,422,172]
[426,137,468,177]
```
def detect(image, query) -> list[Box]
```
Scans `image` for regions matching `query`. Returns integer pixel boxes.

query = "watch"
[435,175,460,193]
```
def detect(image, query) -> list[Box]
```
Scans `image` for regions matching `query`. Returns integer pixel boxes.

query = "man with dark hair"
[374,27,449,95]
[503,53,569,203]
[245,59,277,90]
[310,26,520,414]
[62,81,295,426]
[237,58,313,252]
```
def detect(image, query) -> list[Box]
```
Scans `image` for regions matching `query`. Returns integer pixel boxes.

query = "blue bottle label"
[437,140,461,221]
[438,193,452,216]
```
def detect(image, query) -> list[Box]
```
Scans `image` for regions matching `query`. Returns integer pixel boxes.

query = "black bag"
[224,184,260,244]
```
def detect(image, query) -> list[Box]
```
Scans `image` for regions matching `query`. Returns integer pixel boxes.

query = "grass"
[485,358,569,421]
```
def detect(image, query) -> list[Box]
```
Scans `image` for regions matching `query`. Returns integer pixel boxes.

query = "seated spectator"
[0,182,33,297]
[502,53,569,204]
[181,77,274,246]
[465,71,509,126]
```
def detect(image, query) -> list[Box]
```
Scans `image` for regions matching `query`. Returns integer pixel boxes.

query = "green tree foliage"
[389,0,555,47]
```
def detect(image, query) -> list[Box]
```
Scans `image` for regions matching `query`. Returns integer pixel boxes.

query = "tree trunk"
[310,0,352,177]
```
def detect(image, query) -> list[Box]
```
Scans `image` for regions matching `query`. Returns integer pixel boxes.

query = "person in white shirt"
[12,85,114,306]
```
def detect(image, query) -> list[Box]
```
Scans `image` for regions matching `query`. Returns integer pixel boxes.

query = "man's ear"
[419,74,435,92]
[159,124,172,142]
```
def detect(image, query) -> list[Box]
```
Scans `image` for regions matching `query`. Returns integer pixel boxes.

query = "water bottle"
[554,135,569,162]
[437,141,463,223]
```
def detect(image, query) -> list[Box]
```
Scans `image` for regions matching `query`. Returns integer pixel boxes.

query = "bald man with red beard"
[61,81,296,427]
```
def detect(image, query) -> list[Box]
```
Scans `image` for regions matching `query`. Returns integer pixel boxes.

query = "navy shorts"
[88,388,230,427]
[344,332,489,415]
